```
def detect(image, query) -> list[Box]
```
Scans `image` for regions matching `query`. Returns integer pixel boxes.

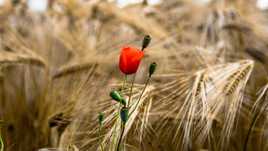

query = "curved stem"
[129,77,150,116]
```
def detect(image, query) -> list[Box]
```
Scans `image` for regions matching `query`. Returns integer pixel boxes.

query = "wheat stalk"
[0,51,46,67]
[52,63,98,79]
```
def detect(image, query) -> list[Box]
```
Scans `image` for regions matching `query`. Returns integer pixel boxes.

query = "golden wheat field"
[2,0,268,151]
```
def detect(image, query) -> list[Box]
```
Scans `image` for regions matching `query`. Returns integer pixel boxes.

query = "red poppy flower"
[119,46,144,75]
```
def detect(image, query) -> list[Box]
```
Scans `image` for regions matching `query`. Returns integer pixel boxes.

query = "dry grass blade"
[0,51,46,67]
[52,63,98,79]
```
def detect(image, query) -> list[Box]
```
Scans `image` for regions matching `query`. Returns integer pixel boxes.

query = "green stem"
[99,126,104,151]
[128,74,136,107]
[116,123,125,151]
[112,75,128,150]
[0,133,3,151]
[129,77,150,116]
[120,75,127,92]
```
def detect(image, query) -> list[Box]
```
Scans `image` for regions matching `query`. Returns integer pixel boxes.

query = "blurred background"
[3,0,268,11]
[2,0,268,151]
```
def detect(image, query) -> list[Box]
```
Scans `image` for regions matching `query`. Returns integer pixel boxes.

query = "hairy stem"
[128,74,136,107]
[120,75,127,92]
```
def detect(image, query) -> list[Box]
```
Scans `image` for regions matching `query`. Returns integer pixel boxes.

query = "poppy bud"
[142,35,151,51]
[110,90,127,106]
[149,62,157,77]
[110,90,122,102]
[98,112,104,126]
[120,107,129,124]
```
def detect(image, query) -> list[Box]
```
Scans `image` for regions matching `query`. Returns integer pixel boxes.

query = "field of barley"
[1,0,268,151]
